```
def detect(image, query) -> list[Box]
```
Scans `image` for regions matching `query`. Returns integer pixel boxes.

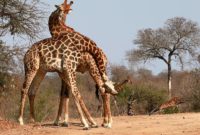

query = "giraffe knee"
[72,90,81,99]
[21,90,28,96]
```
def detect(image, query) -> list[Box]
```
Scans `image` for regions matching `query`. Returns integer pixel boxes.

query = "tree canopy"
[127,17,200,66]
[0,0,46,40]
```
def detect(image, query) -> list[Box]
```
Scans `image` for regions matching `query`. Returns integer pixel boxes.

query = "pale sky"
[32,0,200,74]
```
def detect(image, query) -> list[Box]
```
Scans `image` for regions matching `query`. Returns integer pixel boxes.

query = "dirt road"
[1,113,200,135]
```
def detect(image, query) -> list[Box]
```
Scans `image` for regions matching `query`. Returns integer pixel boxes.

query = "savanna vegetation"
[0,0,200,123]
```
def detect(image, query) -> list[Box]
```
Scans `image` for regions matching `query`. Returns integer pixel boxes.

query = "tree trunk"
[167,63,172,99]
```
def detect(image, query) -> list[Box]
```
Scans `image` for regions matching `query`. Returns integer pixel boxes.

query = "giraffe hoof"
[83,127,90,130]
[18,117,24,125]
[62,122,69,127]
[53,122,60,126]
[91,124,98,128]
[102,123,111,128]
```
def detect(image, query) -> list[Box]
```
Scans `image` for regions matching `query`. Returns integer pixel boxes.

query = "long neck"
[48,9,72,37]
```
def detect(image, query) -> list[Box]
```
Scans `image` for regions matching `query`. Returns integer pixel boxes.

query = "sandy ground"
[0,113,200,135]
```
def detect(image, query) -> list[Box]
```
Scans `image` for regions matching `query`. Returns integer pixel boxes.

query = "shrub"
[163,106,179,114]
[115,84,167,115]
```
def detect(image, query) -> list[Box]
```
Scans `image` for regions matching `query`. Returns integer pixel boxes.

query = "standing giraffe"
[46,0,114,127]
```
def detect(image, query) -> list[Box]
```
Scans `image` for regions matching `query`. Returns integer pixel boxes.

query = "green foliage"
[115,84,167,114]
[163,106,179,114]
[34,85,59,122]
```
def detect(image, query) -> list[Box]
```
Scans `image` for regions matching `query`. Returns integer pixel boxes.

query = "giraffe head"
[55,0,74,14]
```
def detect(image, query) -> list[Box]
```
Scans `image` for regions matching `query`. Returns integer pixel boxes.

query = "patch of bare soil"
[1,113,200,135]
[0,119,19,132]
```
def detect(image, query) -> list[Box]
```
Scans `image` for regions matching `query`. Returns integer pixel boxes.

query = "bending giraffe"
[47,0,115,127]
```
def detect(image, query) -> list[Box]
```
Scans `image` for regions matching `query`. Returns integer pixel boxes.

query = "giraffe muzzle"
[104,81,118,95]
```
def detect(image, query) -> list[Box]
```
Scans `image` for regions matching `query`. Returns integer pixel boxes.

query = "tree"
[0,40,24,73]
[110,64,134,82]
[0,0,46,40]
[0,0,45,94]
[0,0,46,73]
[127,17,200,98]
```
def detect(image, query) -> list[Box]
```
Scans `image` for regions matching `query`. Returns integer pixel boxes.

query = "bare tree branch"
[0,0,46,40]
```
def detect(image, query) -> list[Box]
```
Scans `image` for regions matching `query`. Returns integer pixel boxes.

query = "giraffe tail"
[95,84,101,101]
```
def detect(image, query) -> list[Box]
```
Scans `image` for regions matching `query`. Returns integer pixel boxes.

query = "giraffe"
[48,0,113,87]
[45,0,115,127]
[149,97,185,115]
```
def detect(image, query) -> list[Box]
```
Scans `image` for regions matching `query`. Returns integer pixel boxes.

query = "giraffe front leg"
[72,89,90,130]
[54,80,69,126]
[54,96,64,126]
[102,93,112,128]
[79,98,98,128]
[62,97,69,127]
[59,70,90,130]
[62,81,70,127]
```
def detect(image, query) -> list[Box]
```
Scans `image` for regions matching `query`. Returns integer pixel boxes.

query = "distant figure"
[149,97,185,115]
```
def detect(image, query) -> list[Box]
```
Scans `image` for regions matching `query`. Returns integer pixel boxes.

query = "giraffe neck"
[48,8,109,82]
[48,9,74,37]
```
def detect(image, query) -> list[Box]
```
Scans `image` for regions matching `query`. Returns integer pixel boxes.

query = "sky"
[36,0,200,74]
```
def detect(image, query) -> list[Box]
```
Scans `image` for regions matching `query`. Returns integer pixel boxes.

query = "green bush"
[115,84,167,115]
[163,106,179,114]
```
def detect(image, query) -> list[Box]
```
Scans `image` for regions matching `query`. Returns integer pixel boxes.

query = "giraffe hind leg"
[28,70,46,123]
[18,69,38,125]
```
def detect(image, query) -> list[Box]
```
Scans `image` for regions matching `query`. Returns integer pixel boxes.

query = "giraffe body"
[19,23,114,130]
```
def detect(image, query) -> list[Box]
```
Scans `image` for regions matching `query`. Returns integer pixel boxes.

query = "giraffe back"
[159,97,184,110]
[48,4,108,78]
